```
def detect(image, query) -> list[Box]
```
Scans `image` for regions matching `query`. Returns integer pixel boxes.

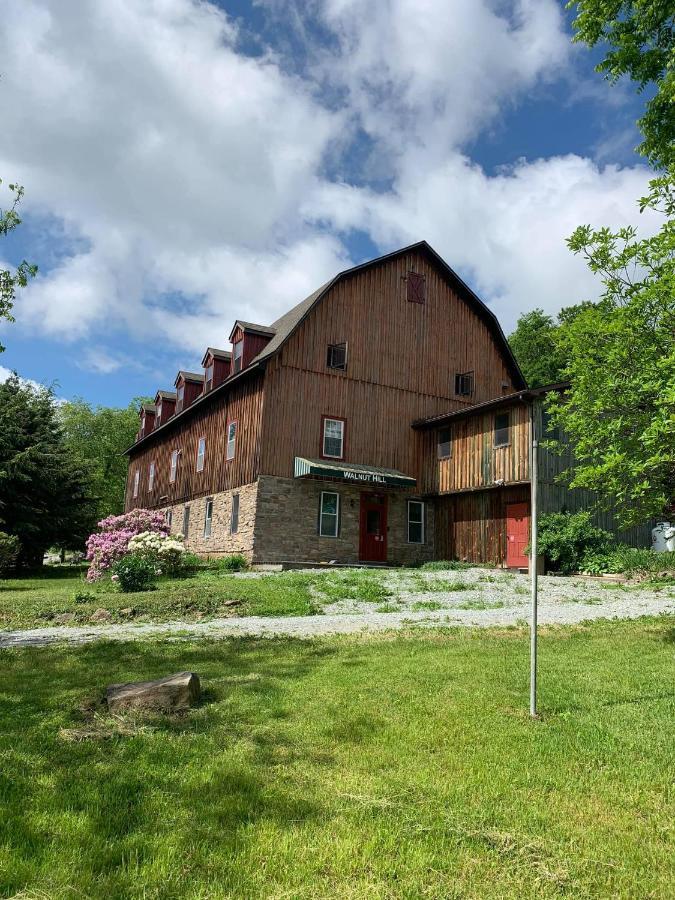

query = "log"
[106,672,200,714]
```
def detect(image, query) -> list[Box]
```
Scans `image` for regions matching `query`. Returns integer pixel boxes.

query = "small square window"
[437,427,451,459]
[230,493,240,534]
[322,417,345,459]
[319,492,339,537]
[494,412,510,447]
[407,271,425,303]
[327,342,347,371]
[408,501,425,543]
[455,372,474,396]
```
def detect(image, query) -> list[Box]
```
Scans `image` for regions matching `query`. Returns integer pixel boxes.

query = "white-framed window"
[326,342,347,371]
[233,339,243,373]
[176,383,185,409]
[196,436,206,472]
[230,493,240,533]
[182,504,190,538]
[407,500,425,544]
[132,469,139,498]
[148,461,155,492]
[319,491,339,537]
[322,417,345,459]
[165,509,172,530]
[156,401,162,424]
[140,414,146,437]
[204,498,213,538]
[226,421,237,460]
[205,362,214,391]
[437,427,451,459]
[494,412,510,448]
[169,448,179,483]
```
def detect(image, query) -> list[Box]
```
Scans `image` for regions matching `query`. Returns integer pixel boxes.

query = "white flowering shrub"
[127,531,187,576]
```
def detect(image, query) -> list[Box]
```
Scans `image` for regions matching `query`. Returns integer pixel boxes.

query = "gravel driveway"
[2,568,673,648]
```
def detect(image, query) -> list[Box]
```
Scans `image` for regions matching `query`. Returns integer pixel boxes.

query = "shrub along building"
[124,241,651,568]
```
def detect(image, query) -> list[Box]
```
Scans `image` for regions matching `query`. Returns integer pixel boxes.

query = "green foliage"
[549,170,675,525]
[583,545,675,578]
[0,375,96,566]
[0,180,37,352]
[567,1,675,169]
[111,553,157,593]
[508,309,567,387]
[213,553,249,573]
[59,398,148,520]
[537,511,614,575]
[72,589,98,604]
[0,530,20,573]
[508,304,590,387]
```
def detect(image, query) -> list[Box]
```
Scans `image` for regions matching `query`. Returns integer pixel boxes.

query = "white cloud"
[305,153,656,330]
[0,365,60,397]
[0,0,657,370]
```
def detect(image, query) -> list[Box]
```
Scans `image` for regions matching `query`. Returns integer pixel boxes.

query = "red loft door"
[506,502,529,568]
[359,494,388,562]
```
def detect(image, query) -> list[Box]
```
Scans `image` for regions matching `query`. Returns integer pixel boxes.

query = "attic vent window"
[327,342,347,371]
[407,271,426,304]
[455,372,474,397]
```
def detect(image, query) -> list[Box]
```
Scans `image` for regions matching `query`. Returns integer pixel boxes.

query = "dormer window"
[140,414,146,437]
[205,362,214,392]
[176,384,185,411]
[233,339,243,373]
[156,402,162,425]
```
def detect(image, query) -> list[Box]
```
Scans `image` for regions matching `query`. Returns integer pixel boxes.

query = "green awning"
[294,457,416,488]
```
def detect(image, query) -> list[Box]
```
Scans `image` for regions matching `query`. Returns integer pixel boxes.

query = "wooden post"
[530,404,538,718]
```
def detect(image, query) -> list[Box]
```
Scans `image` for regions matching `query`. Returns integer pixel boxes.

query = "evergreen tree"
[0,375,95,567]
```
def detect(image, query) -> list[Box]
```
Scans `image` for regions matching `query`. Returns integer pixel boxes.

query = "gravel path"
[2,569,673,648]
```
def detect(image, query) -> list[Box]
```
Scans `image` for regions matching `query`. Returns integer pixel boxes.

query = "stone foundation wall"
[252,475,435,565]
[163,481,258,561]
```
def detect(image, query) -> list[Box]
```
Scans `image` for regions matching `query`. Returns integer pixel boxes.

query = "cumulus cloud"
[0,0,656,370]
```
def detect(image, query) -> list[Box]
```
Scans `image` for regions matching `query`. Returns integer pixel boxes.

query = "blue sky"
[0,0,654,407]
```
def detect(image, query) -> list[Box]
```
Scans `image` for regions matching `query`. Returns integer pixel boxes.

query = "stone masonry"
[252,475,435,565]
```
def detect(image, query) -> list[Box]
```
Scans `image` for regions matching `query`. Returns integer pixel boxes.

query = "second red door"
[359,494,388,562]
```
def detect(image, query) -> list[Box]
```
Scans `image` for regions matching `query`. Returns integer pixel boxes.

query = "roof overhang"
[412,381,570,430]
[294,457,416,488]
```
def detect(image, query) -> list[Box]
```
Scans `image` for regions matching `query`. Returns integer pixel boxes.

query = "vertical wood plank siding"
[420,401,530,494]
[435,486,530,564]
[260,250,517,478]
[125,374,265,511]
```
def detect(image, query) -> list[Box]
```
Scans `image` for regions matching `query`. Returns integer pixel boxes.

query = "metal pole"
[530,406,539,718]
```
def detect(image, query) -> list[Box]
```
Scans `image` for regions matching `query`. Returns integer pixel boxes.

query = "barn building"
[124,241,650,567]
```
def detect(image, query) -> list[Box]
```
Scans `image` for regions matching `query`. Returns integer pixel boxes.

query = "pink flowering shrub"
[86,508,168,581]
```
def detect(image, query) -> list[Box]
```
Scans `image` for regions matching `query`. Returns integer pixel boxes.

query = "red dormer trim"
[201,348,232,391]
[228,321,276,373]
[173,372,204,413]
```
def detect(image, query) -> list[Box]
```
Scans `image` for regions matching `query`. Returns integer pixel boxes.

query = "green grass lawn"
[0,567,469,630]
[1,619,673,897]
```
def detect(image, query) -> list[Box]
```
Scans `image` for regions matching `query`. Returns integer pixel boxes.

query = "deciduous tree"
[0,181,37,351]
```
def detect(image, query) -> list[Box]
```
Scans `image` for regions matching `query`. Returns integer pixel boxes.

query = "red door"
[506,502,529,568]
[359,494,388,562]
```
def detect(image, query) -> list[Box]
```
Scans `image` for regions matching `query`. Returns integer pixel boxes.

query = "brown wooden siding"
[125,374,265,511]
[435,485,530,565]
[260,249,518,480]
[420,401,530,494]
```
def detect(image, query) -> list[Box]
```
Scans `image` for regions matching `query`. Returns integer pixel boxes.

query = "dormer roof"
[154,390,177,403]
[201,347,232,366]
[228,320,277,342]
[140,403,156,414]
[174,371,204,387]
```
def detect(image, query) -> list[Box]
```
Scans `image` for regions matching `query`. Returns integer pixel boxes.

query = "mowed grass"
[1,619,674,898]
[0,568,328,629]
